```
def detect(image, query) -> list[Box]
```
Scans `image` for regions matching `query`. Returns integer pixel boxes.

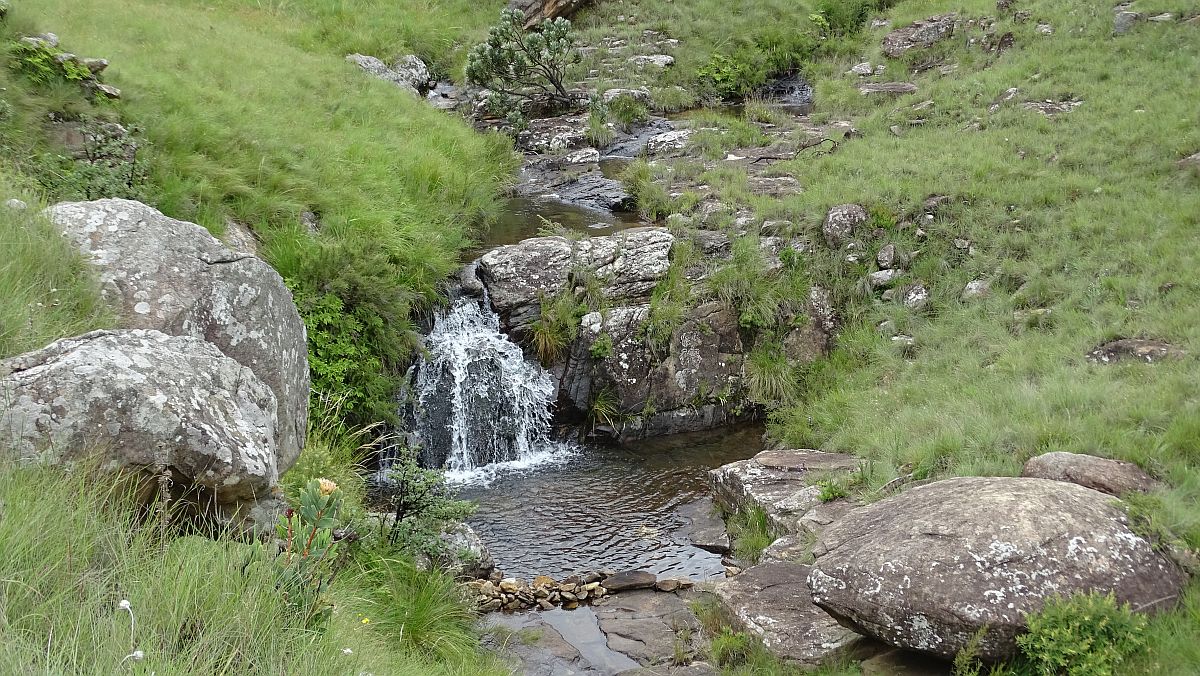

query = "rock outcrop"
[808,477,1186,661]
[479,228,674,336]
[882,14,958,58]
[714,562,871,665]
[47,199,309,470]
[711,449,860,534]
[345,53,431,95]
[0,330,280,522]
[1086,338,1185,364]
[1022,451,1161,496]
[509,0,591,28]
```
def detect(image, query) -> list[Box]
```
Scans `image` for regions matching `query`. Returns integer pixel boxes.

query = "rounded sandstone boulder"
[807,476,1185,661]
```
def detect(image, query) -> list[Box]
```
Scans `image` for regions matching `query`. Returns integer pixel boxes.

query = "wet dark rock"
[714,563,873,665]
[518,163,635,212]
[711,449,860,534]
[602,571,658,592]
[882,15,958,58]
[1022,452,1162,496]
[808,477,1186,661]
[1087,338,1185,364]
[678,497,731,555]
[756,73,815,114]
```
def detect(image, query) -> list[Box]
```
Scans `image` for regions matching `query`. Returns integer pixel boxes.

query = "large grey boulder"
[47,199,309,470]
[882,14,958,58]
[711,449,860,534]
[808,477,1186,661]
[714,562,872,665]
[0,330,279,520]
[478,227,673,335]
[1022,451,1161,496]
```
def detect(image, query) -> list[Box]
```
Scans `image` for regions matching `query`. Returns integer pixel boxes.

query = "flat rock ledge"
[710,449,861,534]
[466,569,687,613]
[714,562,877,666]
[1022,451,1161,496]
[808,477,1186,661]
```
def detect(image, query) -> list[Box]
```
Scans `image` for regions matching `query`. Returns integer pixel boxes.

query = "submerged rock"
[0,330,280,523]
[48,199,309,470]
[808,477,1186,660]
[1022,451,1161,496]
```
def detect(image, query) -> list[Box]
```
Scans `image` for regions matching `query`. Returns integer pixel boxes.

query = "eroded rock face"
[48,199,309,470]
[478,227,673,336]
[0,330,279,514]
[715,562,871,665]
[509,0,590,27]
[882,14,958,58]
[710,449,860,534]
[808,477,1186,661]
[1022,452,1161,496]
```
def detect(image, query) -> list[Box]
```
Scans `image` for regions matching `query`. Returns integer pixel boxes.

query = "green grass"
[6,0,517,426]
[0,176,112,358]
[0,462,503,675]
[726,506,775,564]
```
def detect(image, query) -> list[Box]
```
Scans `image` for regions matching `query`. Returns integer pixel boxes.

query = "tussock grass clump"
[726,506,774,563]
[0,463,501,674]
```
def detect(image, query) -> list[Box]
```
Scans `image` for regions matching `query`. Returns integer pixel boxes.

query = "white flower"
[342,648,354,655]
[131,650,144,661]
[118,599,131,611]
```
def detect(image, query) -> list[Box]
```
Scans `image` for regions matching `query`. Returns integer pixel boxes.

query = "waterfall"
[410,295,570,483]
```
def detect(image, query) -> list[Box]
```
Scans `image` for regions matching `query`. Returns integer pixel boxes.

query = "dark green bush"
[1017,592,1149,676]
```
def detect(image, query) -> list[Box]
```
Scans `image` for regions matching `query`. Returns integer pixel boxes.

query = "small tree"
[466,8,580,127]
[380,445,474,554]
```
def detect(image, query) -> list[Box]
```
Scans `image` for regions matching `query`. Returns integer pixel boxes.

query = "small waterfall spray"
[411,295,569,483]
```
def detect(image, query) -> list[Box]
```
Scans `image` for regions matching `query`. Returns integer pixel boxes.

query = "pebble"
[5,198,28,211]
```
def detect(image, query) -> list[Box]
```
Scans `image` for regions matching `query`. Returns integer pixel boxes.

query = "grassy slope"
[585,0,1200,671]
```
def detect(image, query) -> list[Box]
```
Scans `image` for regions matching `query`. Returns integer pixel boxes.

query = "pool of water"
[467,196,646,259]
[458,425,762,581]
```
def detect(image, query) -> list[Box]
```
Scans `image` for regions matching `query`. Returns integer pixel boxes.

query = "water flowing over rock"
[0,330,280,524]
[412,297,562,476]
[808,477,1186,661]
[47,199,309,471]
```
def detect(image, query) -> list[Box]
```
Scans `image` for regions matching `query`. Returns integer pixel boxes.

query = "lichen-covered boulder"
[822,204,868,248]
[1022,452,1161,496]
[478,227,673,336]
[345,53,431,95]
[0,330,279,518]
[808,477,1186,661]
[47,199,309,470]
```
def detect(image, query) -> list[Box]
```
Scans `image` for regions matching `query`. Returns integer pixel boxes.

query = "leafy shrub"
[466,9,580,127]
[1017,592,1149,676]
[589,332,614,359]
[39,120,149,201]
[377,445,475,555]
[816,478,848,502]
[697,52,763,100]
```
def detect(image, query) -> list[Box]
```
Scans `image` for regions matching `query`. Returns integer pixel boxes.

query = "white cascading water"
[411,296,570,483]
